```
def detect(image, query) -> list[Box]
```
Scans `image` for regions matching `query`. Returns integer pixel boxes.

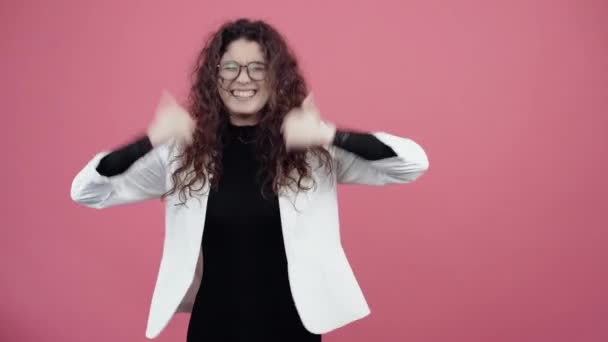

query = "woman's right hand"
[146,91,196,147]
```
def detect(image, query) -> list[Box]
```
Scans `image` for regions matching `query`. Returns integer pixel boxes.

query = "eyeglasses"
[217,61,268,81]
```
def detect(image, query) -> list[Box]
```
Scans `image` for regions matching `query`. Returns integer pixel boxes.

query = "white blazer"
[70,132,429,339]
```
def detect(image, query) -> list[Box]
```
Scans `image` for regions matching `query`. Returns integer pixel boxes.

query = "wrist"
[146,126,162,147]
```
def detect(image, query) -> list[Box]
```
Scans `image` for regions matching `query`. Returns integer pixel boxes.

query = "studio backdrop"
[2,0,607,341]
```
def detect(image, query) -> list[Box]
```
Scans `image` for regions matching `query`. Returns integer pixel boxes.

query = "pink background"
[2,0,607,341]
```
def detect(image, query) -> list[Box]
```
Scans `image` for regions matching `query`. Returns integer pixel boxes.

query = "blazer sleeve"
[70,140,174,209]
[330,131,429,186]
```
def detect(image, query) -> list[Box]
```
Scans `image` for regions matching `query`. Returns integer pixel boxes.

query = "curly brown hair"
[163,18,333,204]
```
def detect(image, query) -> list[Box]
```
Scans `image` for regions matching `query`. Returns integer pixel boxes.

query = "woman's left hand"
[281,93,337,151]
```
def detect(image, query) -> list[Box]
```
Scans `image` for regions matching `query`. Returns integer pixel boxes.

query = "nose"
[235,65,252,83]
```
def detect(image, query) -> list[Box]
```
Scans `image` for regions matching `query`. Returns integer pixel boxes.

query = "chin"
[230,110,259,117]
[227,106,262,115]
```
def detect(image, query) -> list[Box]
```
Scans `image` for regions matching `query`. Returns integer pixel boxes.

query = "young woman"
[71,18,429,342]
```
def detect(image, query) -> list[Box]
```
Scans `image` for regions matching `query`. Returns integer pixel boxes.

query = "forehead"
[221,38,266,63]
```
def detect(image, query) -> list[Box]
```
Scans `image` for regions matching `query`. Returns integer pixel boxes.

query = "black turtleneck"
[94,123,397,341]
[187,122,313,340]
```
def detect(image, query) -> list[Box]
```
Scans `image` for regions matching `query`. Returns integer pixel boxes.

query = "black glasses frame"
[217,61,268,81]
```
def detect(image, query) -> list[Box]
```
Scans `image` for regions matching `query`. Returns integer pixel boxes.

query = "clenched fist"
[281,93,336,151]
[147,91,196,147]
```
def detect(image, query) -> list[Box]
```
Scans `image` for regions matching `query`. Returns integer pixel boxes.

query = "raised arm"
[281,93,429,186]
[70,92,195,208]
[330,129,429,185]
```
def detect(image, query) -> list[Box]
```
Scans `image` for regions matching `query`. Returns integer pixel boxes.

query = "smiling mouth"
[231,89,257,98]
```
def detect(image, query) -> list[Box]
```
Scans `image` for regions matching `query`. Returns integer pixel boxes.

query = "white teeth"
[231,90,256,98]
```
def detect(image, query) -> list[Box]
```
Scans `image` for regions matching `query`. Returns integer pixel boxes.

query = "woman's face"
[218,38,271,125]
